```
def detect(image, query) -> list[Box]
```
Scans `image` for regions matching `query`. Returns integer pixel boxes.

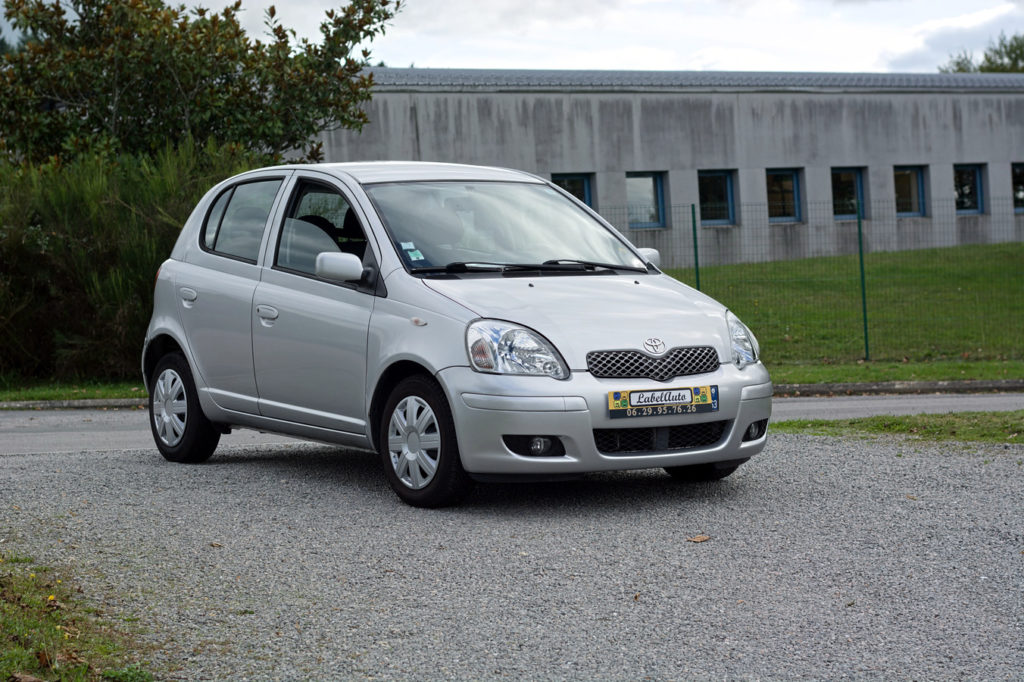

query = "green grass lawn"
[768,358,1023,384]
[666,242,1024,364]
[773,410,1024,444]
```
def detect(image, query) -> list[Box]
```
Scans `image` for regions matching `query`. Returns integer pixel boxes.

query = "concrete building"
[322,68,1024,267]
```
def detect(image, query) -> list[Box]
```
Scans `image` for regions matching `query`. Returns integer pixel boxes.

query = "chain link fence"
[601,199,1024,364]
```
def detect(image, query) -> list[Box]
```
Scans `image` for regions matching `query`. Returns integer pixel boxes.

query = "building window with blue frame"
[953,164,984,214]
[894,166,926,217]
[626,171,666,228]
[831,167,864,219]
[1014,164,1024,213]
[766,169,801,222]
[698,170,735,225]
[552,173,594,207]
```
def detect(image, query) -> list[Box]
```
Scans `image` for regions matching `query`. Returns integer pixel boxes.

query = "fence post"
[856,200,870,360]
[690,203,700,291]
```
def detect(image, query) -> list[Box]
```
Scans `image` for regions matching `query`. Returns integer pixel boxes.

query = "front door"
[252,179,376,433]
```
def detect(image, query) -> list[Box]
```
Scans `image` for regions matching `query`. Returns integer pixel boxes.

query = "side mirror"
[315,252,365,283]
[637,247,661,268]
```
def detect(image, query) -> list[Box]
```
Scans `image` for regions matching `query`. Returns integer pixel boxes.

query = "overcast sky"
[3,0,1024,72]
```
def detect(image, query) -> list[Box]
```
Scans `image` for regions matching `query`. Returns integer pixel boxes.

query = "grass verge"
[0,381,146,403]
[772,410,1024,444]
[0,552,153,681]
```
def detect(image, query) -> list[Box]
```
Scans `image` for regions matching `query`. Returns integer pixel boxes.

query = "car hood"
[423,274,730,368]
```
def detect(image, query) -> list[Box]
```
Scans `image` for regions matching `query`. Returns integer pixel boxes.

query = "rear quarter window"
[201,179,283,262]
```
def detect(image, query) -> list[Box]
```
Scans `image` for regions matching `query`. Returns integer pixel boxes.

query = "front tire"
[664,458,748,483]
[149,352,219,464]
[379,375,473,507]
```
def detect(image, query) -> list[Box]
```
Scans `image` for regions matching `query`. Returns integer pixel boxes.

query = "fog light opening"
[502,435,567,457]
[743,419,769,442]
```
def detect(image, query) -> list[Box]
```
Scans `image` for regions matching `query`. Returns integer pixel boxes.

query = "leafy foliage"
[0,138,265,379]
[939,31,1024,73]
[0,0,401,162]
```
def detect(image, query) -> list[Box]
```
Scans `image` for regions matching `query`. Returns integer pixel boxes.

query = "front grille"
[594,420,729,455]
[587,346,719,382]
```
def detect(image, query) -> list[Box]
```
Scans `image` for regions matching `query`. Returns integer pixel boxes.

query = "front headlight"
[727,311,760,368]
[466,320,569,379]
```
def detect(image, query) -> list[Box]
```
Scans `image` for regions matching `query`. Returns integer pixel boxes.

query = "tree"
[0,0,401,162]
[940,31,1024,73]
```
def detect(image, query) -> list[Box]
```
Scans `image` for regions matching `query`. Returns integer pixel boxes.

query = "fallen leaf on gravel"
[210,542,223,548]
[906,495,918,501]
[686,534,711,543]
[633,593,640,601]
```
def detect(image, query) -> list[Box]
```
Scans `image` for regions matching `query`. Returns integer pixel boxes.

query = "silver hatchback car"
[143,162,771,507]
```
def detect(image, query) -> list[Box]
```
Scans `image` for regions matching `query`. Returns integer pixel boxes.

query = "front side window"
[766,169,801,222]
[831,168,864,219]
[894,166,926,217]
[202,179,283,262]
[625,172,666,228]
[552,173,594,207]
[953,164,984,214]
[275,182,368,277]
[1014,164,1024,212]
[365,181,644,272]
[698,170,735,225]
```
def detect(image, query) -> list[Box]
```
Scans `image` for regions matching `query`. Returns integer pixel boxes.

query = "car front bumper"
[437,363,772,476]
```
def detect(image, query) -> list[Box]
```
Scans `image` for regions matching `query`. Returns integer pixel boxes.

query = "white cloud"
[7,0,1019,73]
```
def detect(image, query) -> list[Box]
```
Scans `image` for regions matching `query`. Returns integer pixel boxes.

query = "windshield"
[364,181,646,273]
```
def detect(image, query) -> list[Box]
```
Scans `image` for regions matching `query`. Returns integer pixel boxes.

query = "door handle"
[256,305,279,320]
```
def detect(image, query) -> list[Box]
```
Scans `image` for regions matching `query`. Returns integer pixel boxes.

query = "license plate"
[607,385,718,419]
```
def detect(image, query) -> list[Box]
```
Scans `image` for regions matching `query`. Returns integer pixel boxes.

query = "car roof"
[266,161,544,185]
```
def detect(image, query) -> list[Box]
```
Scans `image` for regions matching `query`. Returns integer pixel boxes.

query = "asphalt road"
[1,396,1022,679]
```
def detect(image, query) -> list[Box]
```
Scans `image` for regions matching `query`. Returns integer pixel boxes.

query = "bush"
[0,139,266,379]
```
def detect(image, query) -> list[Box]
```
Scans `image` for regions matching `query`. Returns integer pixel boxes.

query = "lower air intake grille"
[594,420,729,455]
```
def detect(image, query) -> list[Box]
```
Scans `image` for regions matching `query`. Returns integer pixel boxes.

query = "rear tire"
[149,352,219,464]
[379,375,473,507]
[664,458,748,483]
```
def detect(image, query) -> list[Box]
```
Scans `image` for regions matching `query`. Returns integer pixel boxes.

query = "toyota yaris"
[143,162,771,507]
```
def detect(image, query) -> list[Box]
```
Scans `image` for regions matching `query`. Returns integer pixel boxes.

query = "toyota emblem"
[643,337,666,354]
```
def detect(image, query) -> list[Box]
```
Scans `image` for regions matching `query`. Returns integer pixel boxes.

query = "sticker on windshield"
[408,249,424,261]
[401,241,415,250]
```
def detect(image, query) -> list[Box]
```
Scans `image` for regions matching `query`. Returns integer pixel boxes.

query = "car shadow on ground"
[201,443,751,515]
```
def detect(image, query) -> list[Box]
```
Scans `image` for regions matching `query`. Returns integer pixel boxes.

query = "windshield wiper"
[410,261,590,274]
[542,258,648,273]
[409,261,507,274]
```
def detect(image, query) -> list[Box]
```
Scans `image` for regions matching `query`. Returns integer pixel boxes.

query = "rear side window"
[202,179,283,262]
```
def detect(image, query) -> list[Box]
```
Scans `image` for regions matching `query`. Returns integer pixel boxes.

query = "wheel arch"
[368,359,439,451]
[143,334,185,391]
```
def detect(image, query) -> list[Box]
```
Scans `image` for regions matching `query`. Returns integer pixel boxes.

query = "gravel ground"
[2,434,1022,680]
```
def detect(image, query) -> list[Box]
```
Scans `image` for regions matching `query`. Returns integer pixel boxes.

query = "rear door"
[177,174,287,414]
[251,175,378,434]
